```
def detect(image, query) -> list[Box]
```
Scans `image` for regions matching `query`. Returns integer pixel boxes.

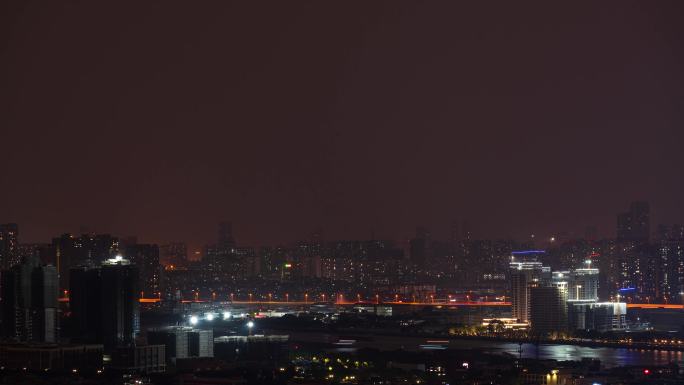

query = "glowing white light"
[206,313,214,321]
[189,315,199,325]
[223,311,231,320]
[247,321,254,328]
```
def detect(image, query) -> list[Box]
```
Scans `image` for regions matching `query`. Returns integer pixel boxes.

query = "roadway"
[57,297,684,309]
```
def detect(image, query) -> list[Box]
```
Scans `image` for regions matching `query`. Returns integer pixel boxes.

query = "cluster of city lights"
[187,312,255,330]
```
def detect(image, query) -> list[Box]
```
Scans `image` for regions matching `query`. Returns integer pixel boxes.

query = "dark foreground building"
[69,256,139,352]
[0,255,58,343]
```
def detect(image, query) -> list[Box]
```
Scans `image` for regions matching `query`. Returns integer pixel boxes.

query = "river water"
[449,339,683,368]
[289,332,684,368]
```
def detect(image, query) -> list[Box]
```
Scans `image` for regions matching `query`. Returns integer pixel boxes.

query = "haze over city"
[2,2,684,385]
[3,2,684,249]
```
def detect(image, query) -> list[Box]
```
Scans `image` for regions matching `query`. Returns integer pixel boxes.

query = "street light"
[247,321,254,335]
[189,315,199,325]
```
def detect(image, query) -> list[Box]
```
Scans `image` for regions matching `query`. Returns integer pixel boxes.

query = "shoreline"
[268,327,684,352]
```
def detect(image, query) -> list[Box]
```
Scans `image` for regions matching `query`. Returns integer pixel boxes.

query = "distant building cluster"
[509,251,626,335]
[0,201,683,375]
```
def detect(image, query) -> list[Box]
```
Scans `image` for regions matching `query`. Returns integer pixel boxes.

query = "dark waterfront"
[286,331,684,368]
[456,340,684,368]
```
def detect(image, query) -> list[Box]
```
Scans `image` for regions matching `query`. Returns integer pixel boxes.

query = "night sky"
[2,2,683,250]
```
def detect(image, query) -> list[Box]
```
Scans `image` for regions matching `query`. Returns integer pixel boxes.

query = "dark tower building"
[0,223,19,270]
[125,244,161,298]
[69,266,103,343]
[409,226,430,269]
[69,256,139,352]
[0,255,58,343]
[530,285,568,335]
[160,242,187,267]
[450,220,460,244]
[218,221,235,250]
[461,220,472,241]
[617,201,650,242]
[52,233,119,292]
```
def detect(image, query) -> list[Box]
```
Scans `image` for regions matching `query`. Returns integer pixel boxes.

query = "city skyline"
[2,199,682,251]
[2,3,684,382]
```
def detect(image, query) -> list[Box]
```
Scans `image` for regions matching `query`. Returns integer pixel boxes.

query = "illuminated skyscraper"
[656,239,684,303]
[568,260,599,301]
[509,251,550,323]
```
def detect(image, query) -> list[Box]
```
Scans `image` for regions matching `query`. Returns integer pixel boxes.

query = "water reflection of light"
[499,342,683,368]
[334,348,357,353]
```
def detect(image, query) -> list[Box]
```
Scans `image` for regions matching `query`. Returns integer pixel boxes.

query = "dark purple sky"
[2,2,683,250]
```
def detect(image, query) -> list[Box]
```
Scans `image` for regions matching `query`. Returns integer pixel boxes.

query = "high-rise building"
[125,244,161,297]
[568,260,599,301]
[0,255,58,343]
[160,242,187,267]
[148,327,191,362]
[0,223,19,270]
[509,252,550,323]
[16,243,51,266]
[69,256,139,352]
[567,302,627,332]
[188,329,214,358]
[656,239,684,303]
[409,226,430,270]
[617,201,650,242]
[218,221,235,250]
[530,285,567,335]
[69,265,103,343]
[51,233,119,291]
